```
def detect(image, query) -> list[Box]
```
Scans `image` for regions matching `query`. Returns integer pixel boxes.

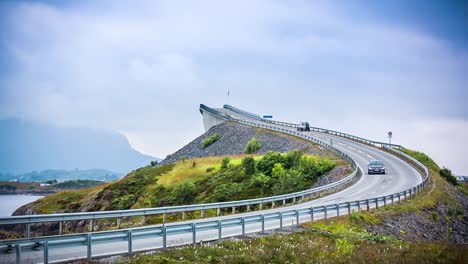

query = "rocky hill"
[161,121,333,165]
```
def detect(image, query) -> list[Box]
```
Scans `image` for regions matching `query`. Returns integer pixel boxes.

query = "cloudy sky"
[0,0,467,174]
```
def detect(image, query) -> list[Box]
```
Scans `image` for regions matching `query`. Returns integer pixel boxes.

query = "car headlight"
[382,167,385,170]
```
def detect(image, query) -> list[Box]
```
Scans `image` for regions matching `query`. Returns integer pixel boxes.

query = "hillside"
[116,149,468,264]
[161,121,333,165]
[8,122,350,235]
[0,119,159,174]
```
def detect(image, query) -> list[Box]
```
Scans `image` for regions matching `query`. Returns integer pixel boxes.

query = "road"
[1,108,423,263]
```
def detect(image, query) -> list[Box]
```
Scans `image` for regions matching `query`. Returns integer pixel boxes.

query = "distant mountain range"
[0,169,122,182]
[0,119,160,175]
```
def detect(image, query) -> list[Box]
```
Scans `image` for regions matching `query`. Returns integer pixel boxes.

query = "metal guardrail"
[0,104,358,238]
[0,146,429,264]
[223,104,404,148]
[0,105,430,264]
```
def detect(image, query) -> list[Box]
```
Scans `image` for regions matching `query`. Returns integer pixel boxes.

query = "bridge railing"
[223,104,404,148]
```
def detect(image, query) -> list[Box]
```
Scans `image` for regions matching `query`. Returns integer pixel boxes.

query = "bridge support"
[366,199,370,211]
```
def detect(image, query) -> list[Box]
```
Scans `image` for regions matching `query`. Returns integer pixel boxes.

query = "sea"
[0,195,44,217]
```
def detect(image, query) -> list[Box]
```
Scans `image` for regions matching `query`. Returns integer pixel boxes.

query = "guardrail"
[0,146,429,264]
[223,104,404,148]
[0,105,430,264]
[0,105,359,240]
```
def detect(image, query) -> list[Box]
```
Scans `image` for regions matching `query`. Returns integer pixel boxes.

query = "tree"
[440,167,458,185]
[150,160,159,166]
[242,156,256,175]
[271,163,286,178]
[251,173,271,196]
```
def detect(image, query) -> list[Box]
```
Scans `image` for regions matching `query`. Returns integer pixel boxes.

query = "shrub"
[244,137,262,154]
[256,151,285,176]
[439,167,458,185]
[201,133,220,149]
[171,183,196,205]
[221,157,231,169]
[150,160,159,166]
[206,167,215,173]
[242,156,256,175]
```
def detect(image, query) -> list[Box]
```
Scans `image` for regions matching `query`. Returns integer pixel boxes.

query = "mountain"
[0,119,160,174]
[0,169,123,182]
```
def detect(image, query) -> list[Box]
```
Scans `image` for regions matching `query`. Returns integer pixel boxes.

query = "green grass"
[200,133,220,149]
[121,216,466,264]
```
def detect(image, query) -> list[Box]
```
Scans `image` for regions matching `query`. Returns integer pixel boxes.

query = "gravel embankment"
[160,121,334,165]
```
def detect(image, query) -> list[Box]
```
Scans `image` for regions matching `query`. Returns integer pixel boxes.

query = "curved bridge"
[0,104,428,264]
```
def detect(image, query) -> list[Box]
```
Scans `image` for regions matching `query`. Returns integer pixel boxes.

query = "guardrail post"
[271,201,275,208]
[324,206,328,219]
[293,197,296,204]
[162,225,167,249]
[301,195,304,203]
[141,216,146,225]
[117,218,121,229]
[347,202,351,214]
[89,220,94,232]
[127,229,132,256]
[295,210,300,227]
[15,244,21,264]
[26,224,30,238]
[280,212,283,230]
[366,199,370,211]
[336,204,340,217]
[200,210,204,219]
[260,203,263,210]
[59,221,63,235]
[261,215,265,233]
[43,241,48,264]
[241,218,245,236]
[162,213,166,223]
[283,200,286,206]
[87,233,92,261]
[310,207,314,221]
[232,206,235,214]
[192,223,196,244]
[246,205,250,212]
[217,220,222,240]
[182,211,186,220]
[217,208,221,216]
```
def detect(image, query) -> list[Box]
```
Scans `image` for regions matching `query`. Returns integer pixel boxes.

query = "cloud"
[0,0,467,173]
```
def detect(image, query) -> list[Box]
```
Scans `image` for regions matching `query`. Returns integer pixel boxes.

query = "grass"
[120,215,467,264]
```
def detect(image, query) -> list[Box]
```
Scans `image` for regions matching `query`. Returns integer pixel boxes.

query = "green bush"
[221,157,231,169]
[256,151,285,176]
[439,167,458,186]
[201,133,221,149]
[171,182,197,205]
[242,156,256,175]
[244,137,262,154]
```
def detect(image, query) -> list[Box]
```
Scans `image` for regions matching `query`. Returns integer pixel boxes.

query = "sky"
[0,0,467,174]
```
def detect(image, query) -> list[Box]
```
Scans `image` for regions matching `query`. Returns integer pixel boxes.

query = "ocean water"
[0,195,44,217]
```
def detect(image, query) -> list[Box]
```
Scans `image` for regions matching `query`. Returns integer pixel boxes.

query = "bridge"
[0,104,428,264]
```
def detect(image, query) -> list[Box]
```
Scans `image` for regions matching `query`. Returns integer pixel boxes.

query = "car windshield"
[370,160,384,166]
